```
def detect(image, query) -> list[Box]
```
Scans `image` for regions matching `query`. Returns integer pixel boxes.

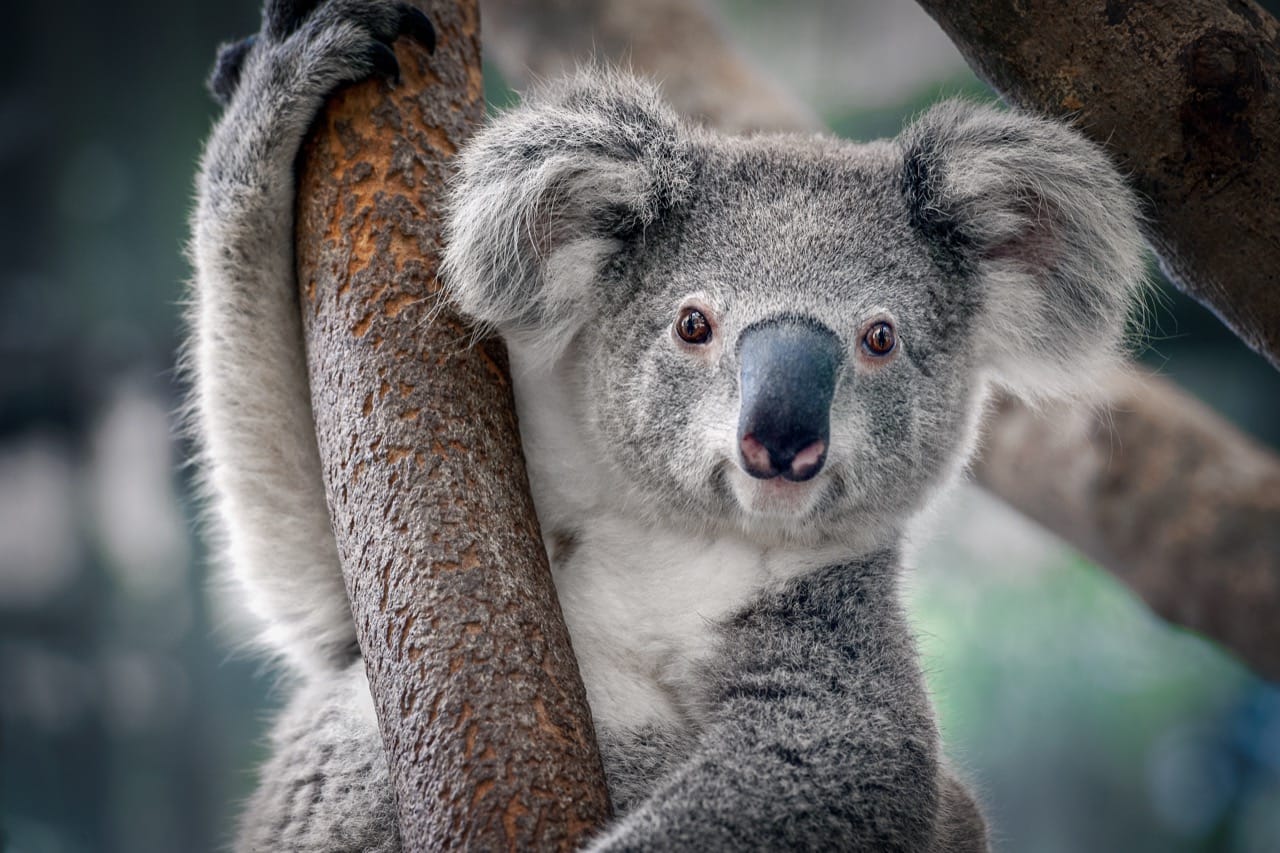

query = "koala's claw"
[264,0,322,41]
[398,6,436,55]
[368,41,401,83]
[208,1,436,107]
[365,7,437,84]
[208,35,256,107]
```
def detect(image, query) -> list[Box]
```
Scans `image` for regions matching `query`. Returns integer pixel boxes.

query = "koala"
[190,1,1145,850]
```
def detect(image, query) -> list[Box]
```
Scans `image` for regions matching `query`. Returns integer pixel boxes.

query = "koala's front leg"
[236,662,401,852]
[189,0,433,673]
[589,554,988,853]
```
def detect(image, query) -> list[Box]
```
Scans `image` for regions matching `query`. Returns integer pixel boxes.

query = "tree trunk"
[293,1,612,848]
[483,0,1280,681]
[913,0,1280,372]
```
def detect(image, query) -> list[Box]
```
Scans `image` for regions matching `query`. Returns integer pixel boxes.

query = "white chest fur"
[509,349,844,733]
[552,516,768,731]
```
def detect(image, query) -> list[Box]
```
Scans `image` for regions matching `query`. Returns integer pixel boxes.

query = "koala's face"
[444,73,1144,546]
[576,137,982,543]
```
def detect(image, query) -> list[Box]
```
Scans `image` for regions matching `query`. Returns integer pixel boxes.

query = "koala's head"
[444,72,1145,546]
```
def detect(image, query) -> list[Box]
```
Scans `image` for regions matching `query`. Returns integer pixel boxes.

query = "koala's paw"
[209,0,435,107]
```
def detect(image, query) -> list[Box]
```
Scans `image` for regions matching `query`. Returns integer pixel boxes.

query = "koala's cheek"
[661,401,725,491]
[826,386,919,503]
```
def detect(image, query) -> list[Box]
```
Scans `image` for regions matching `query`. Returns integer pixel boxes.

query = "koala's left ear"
[900,101,1147,397]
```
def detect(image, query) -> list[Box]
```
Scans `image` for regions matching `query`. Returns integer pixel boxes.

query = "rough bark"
[293,1,612,848]
[483,0,1280,680]
[913,0,1280,371]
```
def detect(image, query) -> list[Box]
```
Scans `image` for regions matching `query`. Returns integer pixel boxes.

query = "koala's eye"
[676,307,712,345]
[863,321,896,356]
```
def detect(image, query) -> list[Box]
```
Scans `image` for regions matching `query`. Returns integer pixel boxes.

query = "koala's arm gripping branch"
[914,0,1280,373]
[482,0,1280,681]
[292,1,611,847]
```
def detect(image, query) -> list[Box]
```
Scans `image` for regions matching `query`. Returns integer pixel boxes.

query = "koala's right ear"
[443,71,693,356]
[899,101,1147,399]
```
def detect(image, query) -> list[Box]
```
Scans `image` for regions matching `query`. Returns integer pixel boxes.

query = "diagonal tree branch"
[913,0,1280,372]
[483,0,818,135]
[975,372,1280,679]
[483,0,1280,681]
[294,1,611,847]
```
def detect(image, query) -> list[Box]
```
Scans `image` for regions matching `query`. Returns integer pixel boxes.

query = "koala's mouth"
[726,463,828,519]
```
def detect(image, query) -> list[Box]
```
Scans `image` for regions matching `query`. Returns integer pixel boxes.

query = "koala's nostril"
[739,434,827,481]
[786,439,826,482]
[740,433,778,479]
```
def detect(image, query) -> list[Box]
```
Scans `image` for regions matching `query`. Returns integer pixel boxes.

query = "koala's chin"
[725,464,828,522]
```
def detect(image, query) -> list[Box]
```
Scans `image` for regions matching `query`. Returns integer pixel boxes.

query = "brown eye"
[676,307,712,344]
[863,321,895,356]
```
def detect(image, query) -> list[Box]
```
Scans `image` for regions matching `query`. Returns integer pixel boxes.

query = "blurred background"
[2,1,1278,850]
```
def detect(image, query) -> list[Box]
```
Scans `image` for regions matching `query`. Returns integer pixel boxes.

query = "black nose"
[737,318,842,482]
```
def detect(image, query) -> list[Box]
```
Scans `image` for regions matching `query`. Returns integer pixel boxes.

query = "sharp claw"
[369,41,400,82]
[399,7,437,54]
[264,0,321,41]
[209,34,258,106]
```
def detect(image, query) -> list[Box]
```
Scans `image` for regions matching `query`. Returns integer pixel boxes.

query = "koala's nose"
[737,318,842,482]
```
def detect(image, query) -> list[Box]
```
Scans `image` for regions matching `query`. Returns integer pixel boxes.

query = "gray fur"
[190,4,1145,850]
[444,70,695,356]
[588,552,977,852]
[189,0,417,678]
[899,100,1146,398]
[235,662,400,853]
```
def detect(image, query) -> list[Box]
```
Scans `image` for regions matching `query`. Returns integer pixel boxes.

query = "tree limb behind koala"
[916,0,1280,372]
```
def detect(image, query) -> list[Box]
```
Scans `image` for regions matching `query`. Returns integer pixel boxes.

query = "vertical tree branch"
[913,0,1280,371]
[483,0,1280,680]
[293,1,611,847]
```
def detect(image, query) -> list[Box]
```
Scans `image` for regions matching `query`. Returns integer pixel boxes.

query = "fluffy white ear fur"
[900,101,1148,399]
[442,70,693,365]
